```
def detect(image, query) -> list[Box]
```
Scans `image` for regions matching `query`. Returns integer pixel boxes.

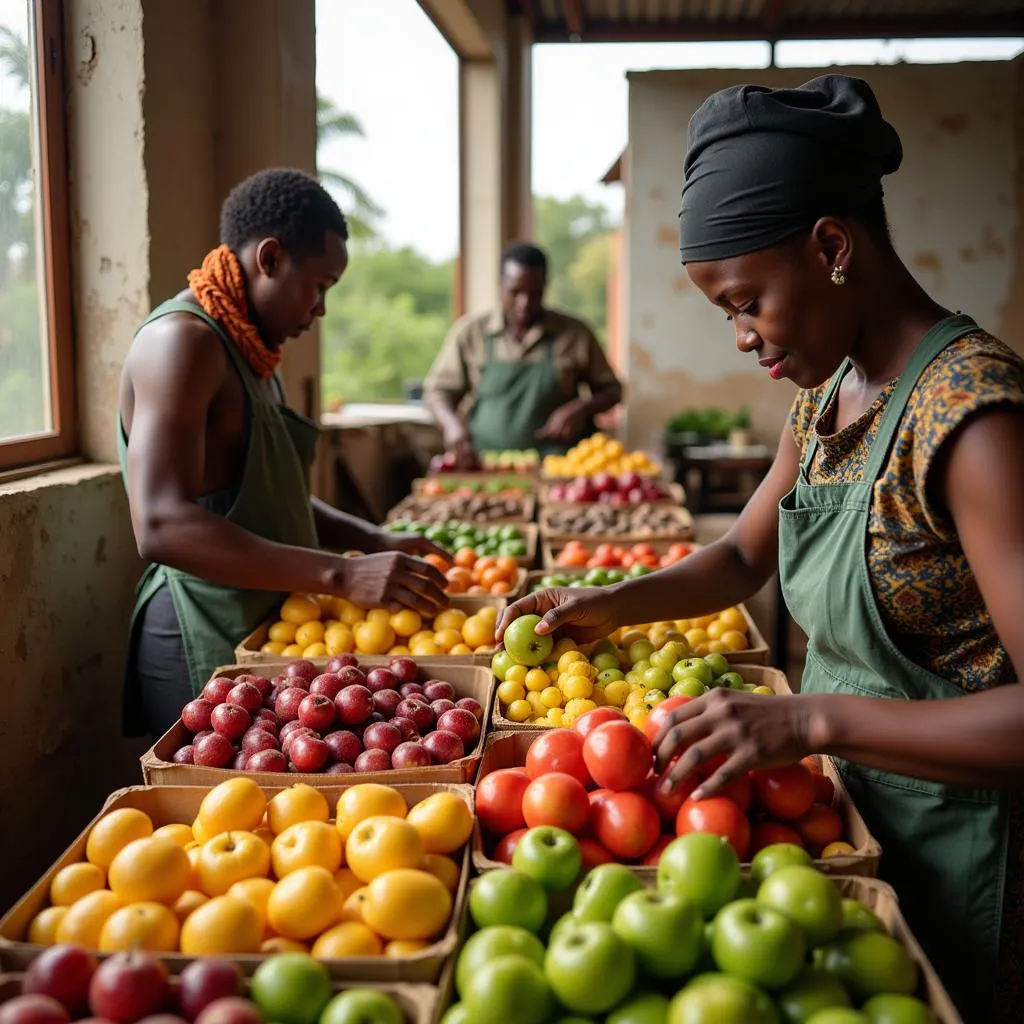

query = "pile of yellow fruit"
[261,594,498,658]
[610,606,752,657]
[541,433,661,480]
[25,780,470,959]
[498,643,606,728]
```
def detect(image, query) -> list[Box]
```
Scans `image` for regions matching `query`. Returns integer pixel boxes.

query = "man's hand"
[536,401,587,442]
[338,552,448,616]
[443,422,478,468]
[374,528,451,564]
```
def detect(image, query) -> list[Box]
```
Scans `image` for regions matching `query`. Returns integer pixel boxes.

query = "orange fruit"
[27,906,68,946]
[480,567,504,589]
[180,895,262,955]
[269,621,298,644]
[475,556,496,574]
[260,937,308,954]
[267,784,330,835]
[433,609,467,632]
[449,643,473,655]
[453,547,477,569]
[720,630,749,652]
[311,921,383,958]
[324,623,355,655]
[384,939,430,957]
[495,555,518,578]
[353,620,395,655]
[108,837,191,905]
[152,824,194,848]
[197,777,267,836]
[186,846,202,888]
[336,600,366,627]
[424,554,450,573]
[196,831,271,896]
[294,621,325,648]
[227,877,275,932]
[421,854,461,893]
[336,785,407,842]
[466,585,487,596]
[280,595,322,625]
[444,568,470,594]
[50,863,106,907]
[405,793,473,855]
[272,821,343,878]
[346,817,425,884]
[362,869,452,942]
[339,887,369,924]
[55,890,122,947]
[490,581,511,595]
[389,609,422,639]
[461,615,494,649]
[433,628,463,653]
[86,809,154,870]
[171,890,208,925]
[266,866,341,941]
[409,640,441,657]
[99,902,180,952]
[333,868,362,901]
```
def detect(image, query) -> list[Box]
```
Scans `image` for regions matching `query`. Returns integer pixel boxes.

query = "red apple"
[325,762,355,775]
[395,699,434,732]
[309,673,344,700]
[422,680,456,703]
[241,729,278,757]
[171,746,194,765]
[24,945,98,1016]
[285,660,318,683]
[335,685,374,726]
[430,699,456,718]
[0,996,70,1024]
[88,951,169,1024]
[137,1017,187,1024]
[399,682,425,699]
[391,742,432,769]
[362,722,402,755]
[193,730,213,743]
[354,748,391,772]
[193,733,233,768]
[235,674,272,698]
[335,666,367,689]
[326,654,359,673]
[289,734,329,773]
[392,717,420,742]
[280,726,315,758]
[437,708,480,746]
[365,668,399,693]
[422,730,464,764]
[246,749,288,773]
[298,693,336,732]
[456,697,484,722]
[323,730,362,765]
[388,657,421,684]
[254,709,279,733]
[274,688,306,724]
[202,678,234,705]
[231,752,247,770]
[372,689,402,718]
[194,999,262,1024]
[181,699,214,733]
[225,683,262,715]
[278,719,309,742]
[210,704,250,741]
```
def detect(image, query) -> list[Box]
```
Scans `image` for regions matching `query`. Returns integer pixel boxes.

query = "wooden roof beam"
[564,0,585,40]
[417,0,493,59]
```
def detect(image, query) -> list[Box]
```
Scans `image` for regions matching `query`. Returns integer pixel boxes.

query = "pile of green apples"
[531,566,653,592]
[441,829,933,1024]
[385,520,528,558]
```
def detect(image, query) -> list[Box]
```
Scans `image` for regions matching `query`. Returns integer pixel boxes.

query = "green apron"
[778,314,1008,1020]
[118,299,320,697]
[467,333,592,457]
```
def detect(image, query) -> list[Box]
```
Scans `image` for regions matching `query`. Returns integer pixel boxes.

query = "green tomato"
[703,652,731,678]
[670,678,707,699]
[627,563,652,578]
[597,668,625,685]
[718,671,747,691]
[544,921,636,1015]
[592,652,620,673]
[642,666,673,692]
[571,863,642,923]
[804,1011,868,1024]
[491,649,516,682]
[673,658,713,687]
[469,868,548,933]
[628,639,656,663]
[438,1004,468,1024]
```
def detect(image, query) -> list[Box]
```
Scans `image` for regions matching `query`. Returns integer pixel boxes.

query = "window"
[0,0,74,470]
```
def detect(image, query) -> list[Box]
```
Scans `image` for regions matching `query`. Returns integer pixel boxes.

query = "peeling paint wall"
[623,61,1023,450]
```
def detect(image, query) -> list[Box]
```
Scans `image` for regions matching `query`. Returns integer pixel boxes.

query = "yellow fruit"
[333,867,363,901]
[267,784,330,835]
[302,642,328,658]
[628,709,649,731]
[720,630,749,652]
[449,643,473,655]
[108,837,191,905]
[261,642,287,656]
[706,640,730,655]
[267,867,341,940]
[546,708,566,727]
[314,594,336,614]
[50,863,106,907]
[227,877,275,931]
[171,890,208,925]
[86,809,154,870]
[55,890,122,947]
[362,869,452,942]
[557,651,587,671]
[311,921,382,958]
[751,686,776,696]
[272,821,343,877]
[718,607,747,631]
[620,629,647,649]
[461,615,493,649]
[198,777,267,836]
[28,906,68,945]
[476,606,499,624]
[186,845,202,888]
[389,609,422,638]
[684,628,709,648]
[336,784,407,842]
[822,841,857,858]
[260,937,308,954]
[340,887,369,924]
[704,620,727,641]
[353,620,395,655]
[196,831,271,896]
[551,637,578,658]
[421,854,460,893]
[524,668,550,693]
[295,621,326,648]
[405,793,473,855]
[540,686,563,709]
[384,939,430,957]
[590,686,607,706]
[497,680,525,704]
[346,817,425,883]
[280,595,323,626]
[269,621,298,644]
[324,623,355,655]
[526,692,546,714]
[181,895,263,955]
[674,619,692,632]
[152,824,194,848]
[433,608,467,632]
[564,698,596,717]
[409,640,441,657]
[693,614,718,629]
[561,676,593,701]
[281,644,303,657]
[504,664,528,686]
[433,628,463,653]
[566,662,594,678]
[408,630,435,647]
[99,902,179,952]
[336,600,366,627]
[505,699,532,722]
[389,645,411,656]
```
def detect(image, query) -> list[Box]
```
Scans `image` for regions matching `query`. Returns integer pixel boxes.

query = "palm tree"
[0,25,29,89]
[316,94,383,239]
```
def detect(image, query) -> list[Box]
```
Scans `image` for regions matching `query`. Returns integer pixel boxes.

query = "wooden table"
[671,443,774,515]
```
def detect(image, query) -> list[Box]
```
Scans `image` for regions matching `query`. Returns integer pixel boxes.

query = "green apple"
[470,868,547,933]
[776,966,852,1024]
[657,833,741,918]
[544,921,636,1015]
[553,1019,599,1024]
[815,931,918,1001]
[642,666,673,692]
[612,889,704,978]
[758,866,843,947]
[718,672,746,690]
[673,658,713,687]
[250,953,332,1024]
[504,614,554,666]
[513,826,582,892]
[750,843,814,886]
[571,863,642,923]
[607,991,671,1024]
[840,898,885,934]
[456,925,546,997]
[597,668,625,685]
[711,899,805,990]
[861,993,933,1024]
[628,639,656,664]
[438,1003,468,1024]
[803,1012,868,1024]
[592,652,621,673]
[670,678,708,699]
[462,954,552,1024]
[703,653,730,678]
[546,911,576,947]
[320,990,403,1024]
[491,649,516,681]
[668,973,779,1024]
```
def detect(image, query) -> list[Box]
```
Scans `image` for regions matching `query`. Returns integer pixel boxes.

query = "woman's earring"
[831,264,846,286]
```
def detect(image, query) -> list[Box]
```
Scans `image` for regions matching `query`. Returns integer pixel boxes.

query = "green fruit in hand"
[628,639,656,664]
[545,921,636,1014]
[592,652,620,673]
[504,614,554,666]
[319,990,403,1024]
[711,898,805,989]
[491,649,516,681]
[462,954,552,1024]
[455,925,546,997]
[470,868,548,933]
[607,991,671,1024]
[572,862,642,923]
[703,653,730,678]
[750,843,814,886]
[658,833,741,918]
[439,1004,468,1024]
[250,953,332,1024]
[861,993,934,1024]
[642,666,673,692]
[673,658,713,687]
[758,866,843,947]
[668,973,780,1024]
[840,898,885,933]
[804,1012,868,1024]
[612,889,705,978]
[816,931,918,1001]
[670,678,707,699]
[513,826,582,891]
[776,966,852,1024]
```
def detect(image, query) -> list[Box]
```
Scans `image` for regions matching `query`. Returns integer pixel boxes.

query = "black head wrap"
[678,75,903,264]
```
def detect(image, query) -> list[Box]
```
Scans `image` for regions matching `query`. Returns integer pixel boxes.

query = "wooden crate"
[542,534,699,571]
[387,493,537,525]
[141,660,495,786]
[0,784,472,984]
[473,731,879,878]
[413,474,537,495]
[540,506,695,543]
[539,481,686,508]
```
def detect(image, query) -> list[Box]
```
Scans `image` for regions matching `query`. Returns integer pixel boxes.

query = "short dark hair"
[501,241,547,276]
[220,168,349,259]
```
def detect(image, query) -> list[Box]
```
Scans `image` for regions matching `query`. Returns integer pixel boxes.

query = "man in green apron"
[118,169,447,737]
[424,242,622,462]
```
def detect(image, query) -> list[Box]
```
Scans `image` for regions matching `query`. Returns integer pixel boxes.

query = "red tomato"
[573,707,628,739]
[697,753,729,780]
[643,696,692,745]
[476,768,530,835]
[813,773,836,805]
[717,773,753,812]
[521,772,590,833]
[749,821,805,855]
[592,791,661,860]
[793,803,844,852]
[641,834,673,866]
[578,838,617,870]
[750,763,817,821]
[676,796,751,860]
[582,721,653,791]
[491,828,528,864]
[631,543,655,557]
[642,768,699,824]
[525,730,590,786]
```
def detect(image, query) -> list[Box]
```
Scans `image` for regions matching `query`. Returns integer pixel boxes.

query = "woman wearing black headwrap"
[499,75,1024,1020]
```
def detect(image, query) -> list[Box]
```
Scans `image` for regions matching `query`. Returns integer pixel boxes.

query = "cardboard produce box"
[472,731,880,878]
[141,660,495,786]
[0,783,472,984]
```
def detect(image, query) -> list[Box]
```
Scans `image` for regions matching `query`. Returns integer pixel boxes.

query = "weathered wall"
[623,60,1023,450]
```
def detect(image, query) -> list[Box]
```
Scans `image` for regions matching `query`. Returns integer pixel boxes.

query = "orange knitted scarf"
[187,244,281,380]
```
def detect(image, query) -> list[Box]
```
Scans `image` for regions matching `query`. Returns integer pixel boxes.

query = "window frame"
[0,0,75,472]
